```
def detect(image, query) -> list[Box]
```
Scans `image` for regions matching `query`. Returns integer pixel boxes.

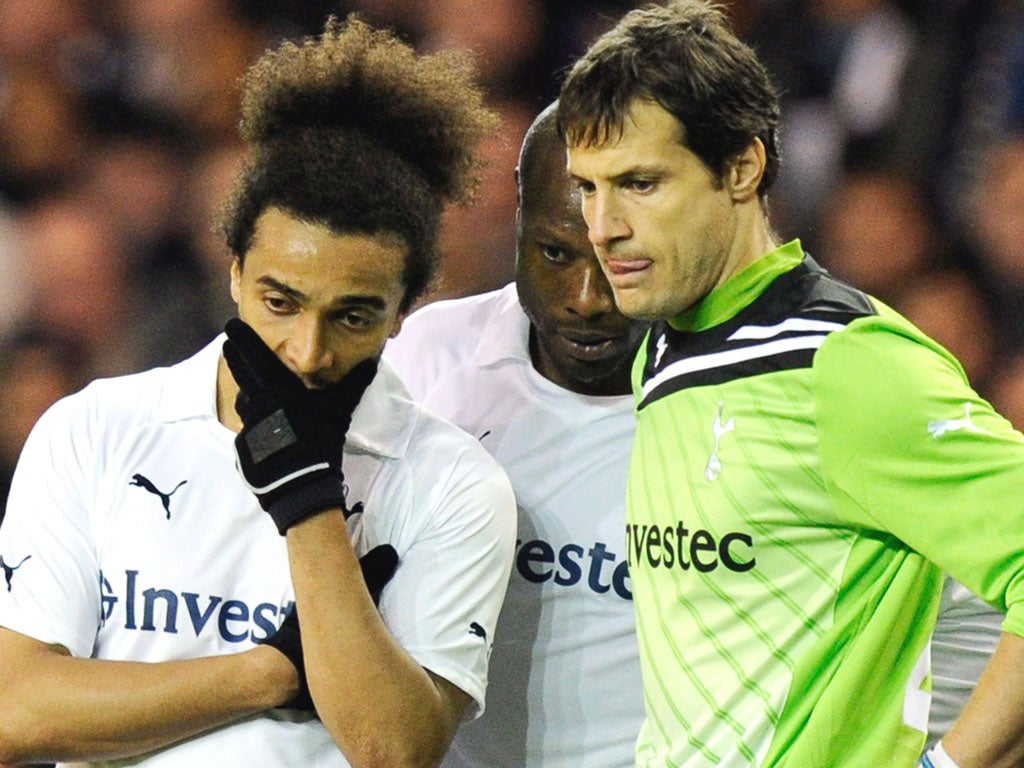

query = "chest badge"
[705,402,735,481]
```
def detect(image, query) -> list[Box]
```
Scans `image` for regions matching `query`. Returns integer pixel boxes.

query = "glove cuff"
[266,472,347,534]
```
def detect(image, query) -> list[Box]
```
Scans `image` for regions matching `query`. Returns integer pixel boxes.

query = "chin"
[610,295,657,321]
[570,363,623,387]
[623,302,678,323]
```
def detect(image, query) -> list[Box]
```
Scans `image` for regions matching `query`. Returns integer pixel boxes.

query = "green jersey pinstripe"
[627,241,1024,767]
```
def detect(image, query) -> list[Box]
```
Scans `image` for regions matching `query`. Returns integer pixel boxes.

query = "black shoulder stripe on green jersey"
[637,256,876,410]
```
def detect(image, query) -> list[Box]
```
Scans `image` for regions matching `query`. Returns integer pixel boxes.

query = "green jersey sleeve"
[814,307,1024,636]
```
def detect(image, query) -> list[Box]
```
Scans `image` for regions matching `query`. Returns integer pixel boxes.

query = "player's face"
[230,206,407,389]
[516,150,647,397]
[567,99,744,321]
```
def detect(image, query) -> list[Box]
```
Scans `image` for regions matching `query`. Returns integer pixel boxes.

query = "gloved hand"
[222,318,378,534]
[918,741,961,768]
[261,543,399,710]
[260,604,313,710]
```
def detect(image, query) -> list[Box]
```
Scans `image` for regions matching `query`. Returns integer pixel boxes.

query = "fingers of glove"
[259,608,315,711]
[223,318,281,391]
[260,607,302,663]
[222,334,265,397]
[335,357,379,405]
[222,354,278,429]
[359,544,399,605]
[311,357,380,423]
[224,318,300,392]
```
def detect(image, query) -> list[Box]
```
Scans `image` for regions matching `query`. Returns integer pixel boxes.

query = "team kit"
[2,2,1023,767]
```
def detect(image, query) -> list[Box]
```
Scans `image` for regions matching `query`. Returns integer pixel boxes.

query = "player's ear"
[727,138,766,203]
[389,313,406,339]
[230,258,242,306]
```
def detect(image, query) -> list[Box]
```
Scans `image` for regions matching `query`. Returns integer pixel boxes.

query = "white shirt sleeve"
[0,392,103,657]
[360,415,517,720]
[927,575,1003,745]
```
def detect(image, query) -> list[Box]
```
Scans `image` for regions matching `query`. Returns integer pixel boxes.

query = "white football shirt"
[386,285,645,768]
[929,577,1003,745]
[0,336,517,767]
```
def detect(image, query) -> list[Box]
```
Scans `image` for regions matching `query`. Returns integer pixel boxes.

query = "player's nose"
[583,191,630,250]
[566,259,615,320]
[285,315,333,379]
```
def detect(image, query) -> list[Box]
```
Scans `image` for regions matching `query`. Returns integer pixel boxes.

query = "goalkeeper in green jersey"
[557,1,1024,766]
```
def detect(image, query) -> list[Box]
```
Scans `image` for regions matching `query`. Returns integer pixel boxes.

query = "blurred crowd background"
[1,0,1024,517]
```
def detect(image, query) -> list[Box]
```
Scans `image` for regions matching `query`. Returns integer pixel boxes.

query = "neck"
[716,206,778,292]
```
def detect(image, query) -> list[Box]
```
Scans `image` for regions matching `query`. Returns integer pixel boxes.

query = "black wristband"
[262,472,347,534]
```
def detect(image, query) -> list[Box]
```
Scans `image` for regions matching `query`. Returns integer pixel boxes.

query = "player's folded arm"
[0,625,294,765]
[295,445,514,766]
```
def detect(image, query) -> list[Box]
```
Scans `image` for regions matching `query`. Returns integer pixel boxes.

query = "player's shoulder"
[376,376,516,537]
[386,285,523,400]
[391,285,516,354]
[815,296,966,388]
[40,365,166,434]
[38,340,218,439]
[401,382,506,475]
[359,360,503,471]
[406,285,515,329]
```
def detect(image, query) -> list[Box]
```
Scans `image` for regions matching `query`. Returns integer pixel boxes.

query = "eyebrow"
[570,163,668,185]
[609,165,667,183]
[255,275,388,311]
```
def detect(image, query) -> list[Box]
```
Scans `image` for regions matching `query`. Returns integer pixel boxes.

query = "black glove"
[260,604,313,711]
[260,544,400,710]
[222,318,378,534]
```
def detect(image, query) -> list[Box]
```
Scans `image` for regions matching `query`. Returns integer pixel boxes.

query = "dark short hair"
[557,0,781,198]
[218,17,498,312]
[516,102,563,210]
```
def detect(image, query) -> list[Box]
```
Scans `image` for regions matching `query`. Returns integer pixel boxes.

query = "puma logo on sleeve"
[927,402,985,439]
[1,554,31,591]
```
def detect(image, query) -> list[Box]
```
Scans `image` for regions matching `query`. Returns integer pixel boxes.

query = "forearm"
[0,628,296,765]
[287,510,462,768]
[942,632,1024,767]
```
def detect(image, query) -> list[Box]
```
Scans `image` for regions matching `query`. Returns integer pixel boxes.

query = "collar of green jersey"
[668,239,804,332]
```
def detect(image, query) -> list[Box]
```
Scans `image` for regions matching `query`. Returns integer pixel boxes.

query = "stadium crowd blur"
[1,0,1023,524]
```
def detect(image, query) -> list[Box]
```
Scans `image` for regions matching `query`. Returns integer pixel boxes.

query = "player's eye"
[574,179,596,196]
[627,178,657,193]
[264,294,296,314]
[332,310,375,330]
[540,244,570,264]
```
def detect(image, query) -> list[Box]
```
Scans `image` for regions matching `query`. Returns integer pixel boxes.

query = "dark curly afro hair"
[219,16,499,311]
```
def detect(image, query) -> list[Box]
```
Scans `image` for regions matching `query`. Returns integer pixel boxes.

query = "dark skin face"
[515,128,648,397]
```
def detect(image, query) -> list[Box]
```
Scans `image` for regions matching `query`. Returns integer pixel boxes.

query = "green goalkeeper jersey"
[627,240,1024,767]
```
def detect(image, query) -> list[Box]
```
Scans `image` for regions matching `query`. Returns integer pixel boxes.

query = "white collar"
[469,283,533,368]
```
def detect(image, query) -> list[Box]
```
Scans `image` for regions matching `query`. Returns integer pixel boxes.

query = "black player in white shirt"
[387,103,649,767]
